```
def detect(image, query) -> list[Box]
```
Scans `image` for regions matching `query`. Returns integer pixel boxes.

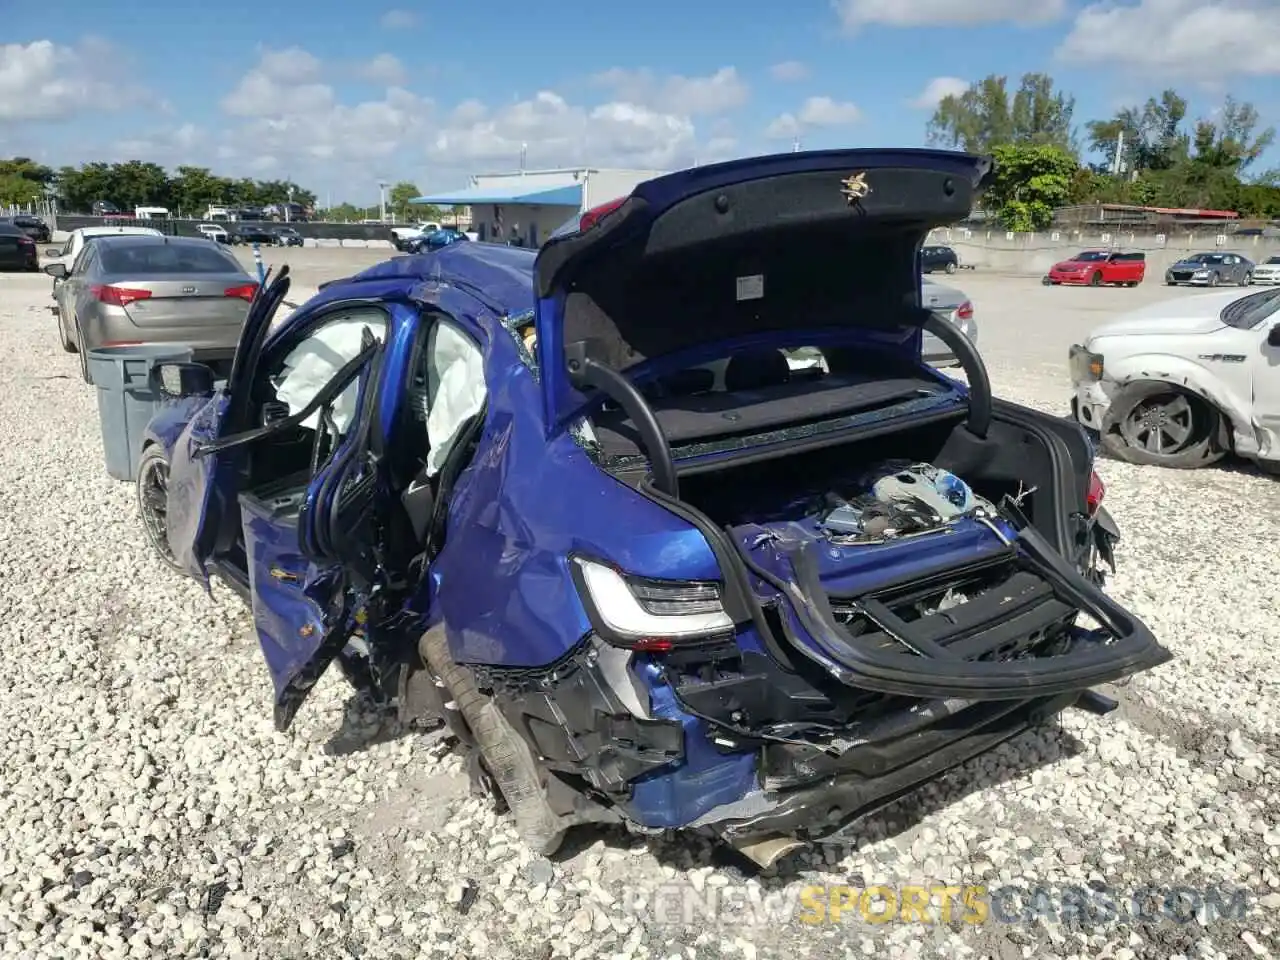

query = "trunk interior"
[664,410,1117,699]
[675,410,1065,546]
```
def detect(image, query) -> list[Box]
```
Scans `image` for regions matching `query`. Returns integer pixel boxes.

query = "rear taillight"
[91,285,152,307]
[955,300,973,320]
[579,196,628,232]
[1086,470,1105,516]
[224,283,259,301]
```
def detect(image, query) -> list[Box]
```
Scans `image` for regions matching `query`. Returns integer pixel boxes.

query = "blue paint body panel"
[144,153,1016,834]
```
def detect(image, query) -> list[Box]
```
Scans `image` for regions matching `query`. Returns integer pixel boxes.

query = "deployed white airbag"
[424,322,485,477]
[272,315,387,433]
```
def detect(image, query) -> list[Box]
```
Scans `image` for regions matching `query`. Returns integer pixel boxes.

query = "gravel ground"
[1,267,1278,960]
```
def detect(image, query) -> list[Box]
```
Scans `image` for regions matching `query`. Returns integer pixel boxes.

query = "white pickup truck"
[1070,287,1280,473]
[390,222,441,250]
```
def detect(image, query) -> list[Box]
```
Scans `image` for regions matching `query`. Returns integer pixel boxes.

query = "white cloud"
[1055,0,1279,78]
[359,53,409,87]
[832,0,1067,30]
[429,90,698,170]
[765,96,861,138]
[379,8,419,28]
[765,114,802,140]
[798,96,861,125]
[769,60,810,82]
[910,76,969,109]
[0,39,152,121]
[591,66,749,115]
[221,47,334,117]
[8,47,733,200]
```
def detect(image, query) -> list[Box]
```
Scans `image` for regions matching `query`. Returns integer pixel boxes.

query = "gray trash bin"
[87,344,195,482]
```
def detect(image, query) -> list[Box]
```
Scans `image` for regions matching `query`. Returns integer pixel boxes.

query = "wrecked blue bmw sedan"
[137,149,1170,866]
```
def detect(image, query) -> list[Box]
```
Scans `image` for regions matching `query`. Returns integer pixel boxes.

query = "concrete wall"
[930,225,1280,276]
[469,203,578,246]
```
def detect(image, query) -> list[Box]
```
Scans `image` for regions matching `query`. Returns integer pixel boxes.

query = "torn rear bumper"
[701,690,1081,845]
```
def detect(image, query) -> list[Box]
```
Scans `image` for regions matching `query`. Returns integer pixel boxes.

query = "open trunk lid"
[532,148,993,425]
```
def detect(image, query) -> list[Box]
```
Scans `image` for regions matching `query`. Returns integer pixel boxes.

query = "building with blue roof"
[412,166,666,248]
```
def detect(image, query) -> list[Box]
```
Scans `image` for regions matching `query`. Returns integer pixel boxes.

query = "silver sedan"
[46,235,259,382]
[921,277,978,366]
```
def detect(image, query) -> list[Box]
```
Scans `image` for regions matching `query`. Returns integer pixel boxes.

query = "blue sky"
[2,0,1276,203]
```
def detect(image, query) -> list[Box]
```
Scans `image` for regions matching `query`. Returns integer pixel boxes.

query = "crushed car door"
[166,268,292,582]
[262,326,389,731]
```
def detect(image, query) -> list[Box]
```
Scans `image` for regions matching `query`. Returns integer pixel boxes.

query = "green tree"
[105,160,172,210]
[0,174,40,207]
[324,202,364,222]
[982,143,1078,231]
[1086,90,1190,175]
[0,158,55,186]
[1188,96,1275,173]
[170,166,234,217]
[388,181,421,221]
[928,73,1076,155]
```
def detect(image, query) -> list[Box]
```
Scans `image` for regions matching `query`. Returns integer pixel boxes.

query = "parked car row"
[1043,249,1280,290]
[197,222,303,246]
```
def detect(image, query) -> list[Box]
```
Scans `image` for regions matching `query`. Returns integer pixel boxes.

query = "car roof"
[91,234,222,249]
[79,226,164,237]
[307,242,537,318]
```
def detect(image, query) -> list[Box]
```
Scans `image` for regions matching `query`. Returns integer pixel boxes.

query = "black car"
[271,226,304,247]
[228,223,278,245]
[91,200,121,216]
[2,215,51,243]
[0,222,39,271]
[921,244,959,274]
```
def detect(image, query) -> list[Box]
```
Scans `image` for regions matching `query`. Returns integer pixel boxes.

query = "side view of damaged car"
[136,149,1171,866]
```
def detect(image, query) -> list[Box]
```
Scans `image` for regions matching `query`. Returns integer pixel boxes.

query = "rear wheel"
[75,319,91,382]
[136,445,183,570]
[1090,271,1103,286]
[1102,385,1224,469]
[58,311,76,353]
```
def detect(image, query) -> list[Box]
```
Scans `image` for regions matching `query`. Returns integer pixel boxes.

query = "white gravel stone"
[2,270,1278,960]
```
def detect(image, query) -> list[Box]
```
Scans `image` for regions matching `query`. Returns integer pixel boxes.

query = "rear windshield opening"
[100,243,241,274]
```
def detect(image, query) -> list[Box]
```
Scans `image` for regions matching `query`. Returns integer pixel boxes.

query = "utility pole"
[519,143,527,173]
[377,180,389,222]
[792,136,802,153]
[1113,129,1125,177]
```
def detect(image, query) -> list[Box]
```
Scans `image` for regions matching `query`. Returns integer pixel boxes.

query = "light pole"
[286,185,294,223]
[377,180,389,222]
